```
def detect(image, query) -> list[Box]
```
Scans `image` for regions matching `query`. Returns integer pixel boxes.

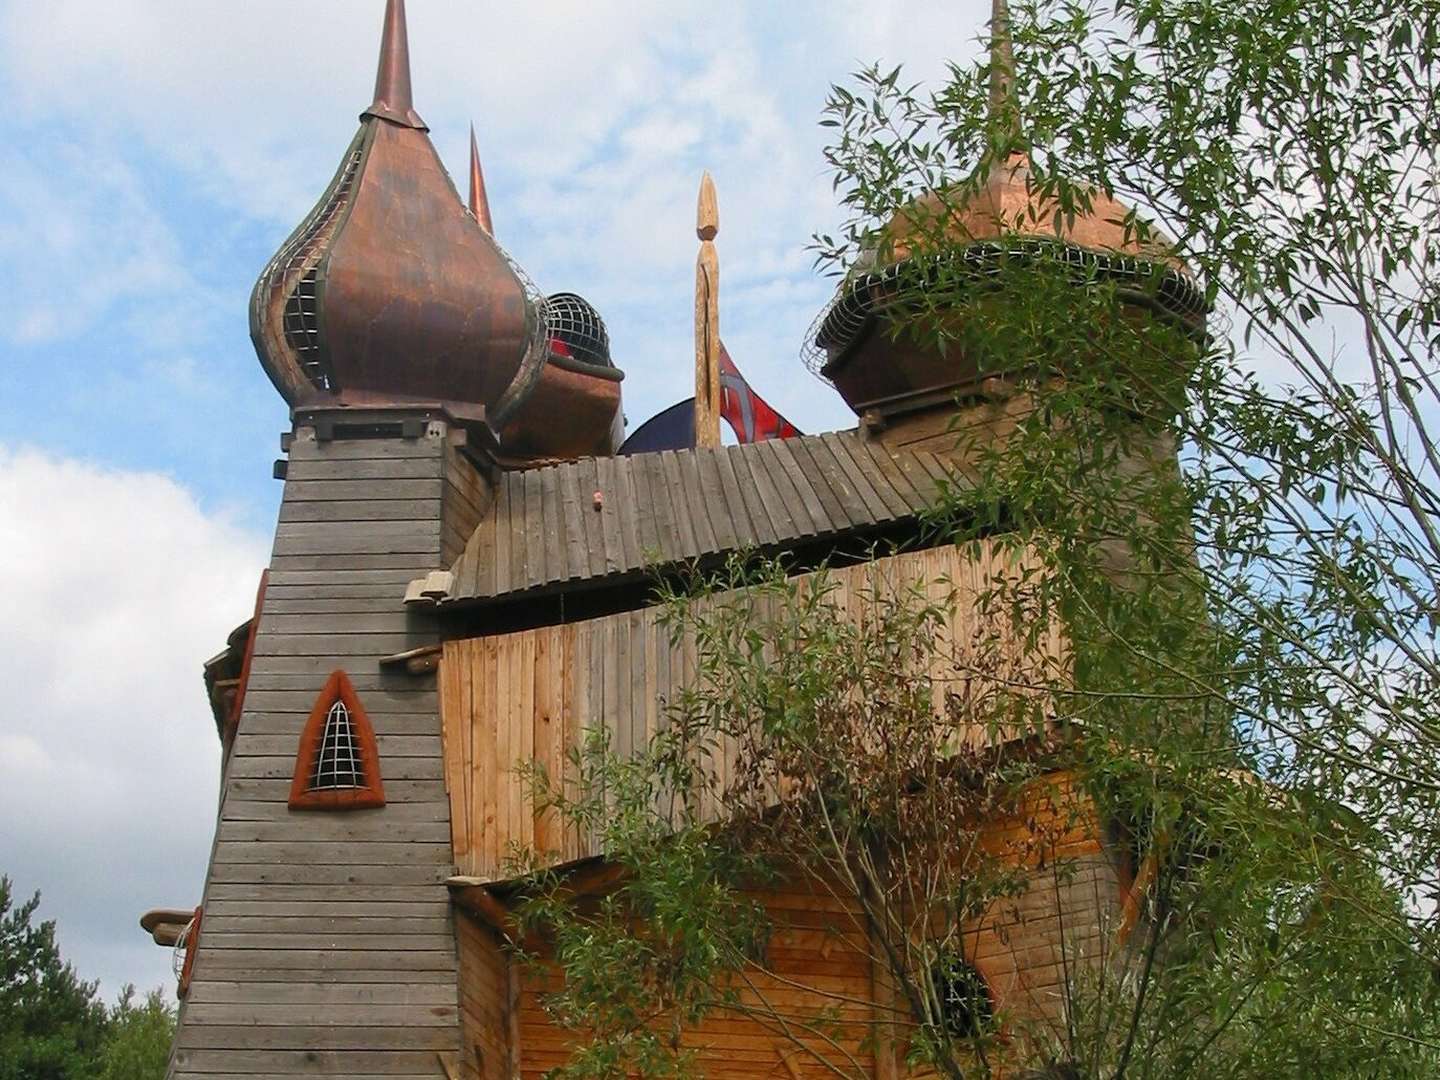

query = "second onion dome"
[808,0,1207,422]
[499,293,625,460]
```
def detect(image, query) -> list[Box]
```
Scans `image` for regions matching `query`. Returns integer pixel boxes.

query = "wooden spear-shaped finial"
[468,124,494,235]
[694,171,721,449]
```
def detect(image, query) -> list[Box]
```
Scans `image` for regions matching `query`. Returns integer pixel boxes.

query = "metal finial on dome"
[469,124,494,236]
[364,0,427,130]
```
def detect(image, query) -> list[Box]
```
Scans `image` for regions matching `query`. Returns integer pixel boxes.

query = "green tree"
[505,0,1440,1076]
[95,986,176,1080]
[0,877,107,1080]
[0,878,175,1080]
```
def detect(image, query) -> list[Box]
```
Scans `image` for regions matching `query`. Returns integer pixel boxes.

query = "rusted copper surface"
[469,125,494,235]
[499,361,624,459]
[364,0,425,129]
[887,153,1181,265]
[250,0,639,454]
[250,0,548,430]
[815,0,1196,421]
[319,119,534,415]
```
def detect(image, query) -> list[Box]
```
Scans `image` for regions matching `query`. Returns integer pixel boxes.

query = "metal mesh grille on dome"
[484,240,552,428]
[252,134,366,393]
[545,292,612,368]
[282,268,323,374]
[801,238,1209,381]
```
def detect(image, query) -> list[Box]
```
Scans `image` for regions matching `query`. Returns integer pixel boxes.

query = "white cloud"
[0,0,992,436]
[0,447,268,999]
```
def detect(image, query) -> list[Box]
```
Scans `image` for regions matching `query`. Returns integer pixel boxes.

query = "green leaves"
[0,878,174,1080]
[804,0,1440,1072]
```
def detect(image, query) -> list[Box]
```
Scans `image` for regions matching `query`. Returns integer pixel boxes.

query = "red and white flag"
[718,343,801,443]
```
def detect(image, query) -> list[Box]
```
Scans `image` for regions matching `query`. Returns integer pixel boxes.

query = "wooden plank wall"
[442,438,493,568]
[455,911,512,1080]
[440,539,1065,883]
[503,779,1124,1080]
[514,878,877,1080]
[959,771,1124,1037]
[170,420,488,1080]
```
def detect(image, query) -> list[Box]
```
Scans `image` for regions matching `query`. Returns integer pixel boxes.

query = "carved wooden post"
[694,171,721,448]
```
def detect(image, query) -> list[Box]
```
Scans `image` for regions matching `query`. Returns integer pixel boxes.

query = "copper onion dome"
[249,0,545,428]
[808,0,1206,415]
[884,0,1178,264]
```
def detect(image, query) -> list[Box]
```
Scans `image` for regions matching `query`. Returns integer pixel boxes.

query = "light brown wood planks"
[455,910,512,1080]
[513,875,877,1080]
[438,540,1068,882]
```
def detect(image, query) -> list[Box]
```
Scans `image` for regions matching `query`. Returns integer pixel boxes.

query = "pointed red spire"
[363,0,427,130]
[468,124,494,236]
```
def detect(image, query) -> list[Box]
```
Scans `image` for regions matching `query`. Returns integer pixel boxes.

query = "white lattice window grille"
[310,700,366,790]
[172,912,199,981]
[932,957,994,1039]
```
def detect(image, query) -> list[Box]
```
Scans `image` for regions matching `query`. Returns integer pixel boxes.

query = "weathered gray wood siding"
[445,431,956,604]
[170,417,490,1079]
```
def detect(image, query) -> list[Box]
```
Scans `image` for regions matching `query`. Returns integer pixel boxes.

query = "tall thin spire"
[469,125,494,236]
[364,0,427,130]
[989,0,1019,146]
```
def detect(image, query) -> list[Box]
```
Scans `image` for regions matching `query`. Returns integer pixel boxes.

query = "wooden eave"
[426,429,957,609]
[202,617,253,739]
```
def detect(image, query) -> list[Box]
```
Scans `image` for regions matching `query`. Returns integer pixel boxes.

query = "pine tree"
[0,877,108,1080]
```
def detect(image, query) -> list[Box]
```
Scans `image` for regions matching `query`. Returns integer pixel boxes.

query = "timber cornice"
[425,429,961,611]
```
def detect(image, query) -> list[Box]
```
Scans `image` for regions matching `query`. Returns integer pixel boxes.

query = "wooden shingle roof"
[443,430,953,604]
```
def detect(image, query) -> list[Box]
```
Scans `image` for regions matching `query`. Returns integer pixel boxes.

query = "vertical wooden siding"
[441,540,1065,883]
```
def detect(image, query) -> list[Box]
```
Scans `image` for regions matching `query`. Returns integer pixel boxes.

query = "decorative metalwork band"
[802,238,1210,381]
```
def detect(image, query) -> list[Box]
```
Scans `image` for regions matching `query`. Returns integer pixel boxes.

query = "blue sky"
[0,0,994,1000]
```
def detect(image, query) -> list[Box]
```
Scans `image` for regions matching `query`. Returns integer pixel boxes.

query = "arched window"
[289,670,385,810]
[311,699,367,790]
[932,954,994,1039]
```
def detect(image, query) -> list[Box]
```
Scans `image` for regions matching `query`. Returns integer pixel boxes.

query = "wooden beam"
[551,858,629,900]
[694,171,721,449]
[447,860,632,956]
[140,908,195,947]
[379,643,443,675]
[447,878,519,942]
